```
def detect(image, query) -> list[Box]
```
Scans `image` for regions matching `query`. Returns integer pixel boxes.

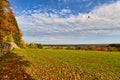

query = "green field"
[1,49,120,80]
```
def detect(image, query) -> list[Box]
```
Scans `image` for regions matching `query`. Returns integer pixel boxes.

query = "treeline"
[24,43,120,51]
[43,45,120,51]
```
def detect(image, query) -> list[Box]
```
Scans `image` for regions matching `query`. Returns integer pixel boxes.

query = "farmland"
[1,49,120,80]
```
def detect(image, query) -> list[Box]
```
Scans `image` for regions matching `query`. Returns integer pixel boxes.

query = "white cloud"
[16,1,120,44]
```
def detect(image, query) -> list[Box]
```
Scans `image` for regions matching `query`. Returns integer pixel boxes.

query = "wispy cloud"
[16,1,120,44]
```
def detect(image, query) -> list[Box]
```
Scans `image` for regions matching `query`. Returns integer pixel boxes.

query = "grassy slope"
[13,49,120,80]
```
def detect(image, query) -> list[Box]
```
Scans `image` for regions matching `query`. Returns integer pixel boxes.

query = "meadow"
[6,49,120,80]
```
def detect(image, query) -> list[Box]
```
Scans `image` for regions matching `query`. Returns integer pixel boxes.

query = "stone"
[0,42,19,57]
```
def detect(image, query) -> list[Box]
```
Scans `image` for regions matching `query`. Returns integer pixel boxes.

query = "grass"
[9,49,120,79]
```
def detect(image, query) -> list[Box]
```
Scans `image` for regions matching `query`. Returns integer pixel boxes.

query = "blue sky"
[8,0,120,44]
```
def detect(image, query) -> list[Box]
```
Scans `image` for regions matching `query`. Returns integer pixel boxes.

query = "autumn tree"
[0,0,22,46]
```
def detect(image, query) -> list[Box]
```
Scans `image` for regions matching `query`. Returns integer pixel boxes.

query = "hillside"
[0,0,22,46]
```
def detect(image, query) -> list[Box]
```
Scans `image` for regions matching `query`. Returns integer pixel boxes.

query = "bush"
[28,43,43,49]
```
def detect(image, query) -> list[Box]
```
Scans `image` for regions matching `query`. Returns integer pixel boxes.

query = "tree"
[0,0,22,46]
[29,43,37,49]
[37,44,43,49]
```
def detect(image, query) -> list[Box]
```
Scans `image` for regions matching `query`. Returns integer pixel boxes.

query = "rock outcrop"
[0,42,19,57]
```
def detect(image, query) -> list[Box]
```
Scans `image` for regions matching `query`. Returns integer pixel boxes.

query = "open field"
[1,49,120,80]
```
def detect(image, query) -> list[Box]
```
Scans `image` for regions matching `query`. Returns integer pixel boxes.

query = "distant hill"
[0,0,22,46]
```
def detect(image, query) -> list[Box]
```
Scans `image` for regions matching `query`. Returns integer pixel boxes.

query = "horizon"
[34,43,119,45]
[8,0,120,44]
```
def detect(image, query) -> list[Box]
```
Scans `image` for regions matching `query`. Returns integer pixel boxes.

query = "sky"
[8,0,120,44]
